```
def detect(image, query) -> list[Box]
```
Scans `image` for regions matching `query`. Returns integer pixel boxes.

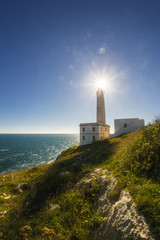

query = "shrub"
[122,121,160,181]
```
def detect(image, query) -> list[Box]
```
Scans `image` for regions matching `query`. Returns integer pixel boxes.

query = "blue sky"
[0,0,160,133]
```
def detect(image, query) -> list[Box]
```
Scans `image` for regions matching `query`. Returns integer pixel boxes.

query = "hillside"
[0,120,160,240]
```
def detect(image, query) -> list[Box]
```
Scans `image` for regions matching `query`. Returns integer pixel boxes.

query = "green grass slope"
[0,120,160,239]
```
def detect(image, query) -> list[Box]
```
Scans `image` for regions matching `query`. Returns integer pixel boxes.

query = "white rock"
[49,204,60,211]
[93,177,154,240]
[0,211,7,217]
[3,195,11,199]
[72,167,154,240]
[15,182,28,193]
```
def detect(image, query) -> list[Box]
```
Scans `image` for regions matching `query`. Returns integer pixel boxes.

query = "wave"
[31,154,39,157]
[0,149,9,152]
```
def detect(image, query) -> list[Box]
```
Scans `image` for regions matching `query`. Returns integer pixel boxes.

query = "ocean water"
[0,134,79,174]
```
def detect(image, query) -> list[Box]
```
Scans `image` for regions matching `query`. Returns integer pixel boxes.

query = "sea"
[0,134,79,175]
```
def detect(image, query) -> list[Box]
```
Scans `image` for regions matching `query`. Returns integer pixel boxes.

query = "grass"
[0,121,160,239]
[0,143,107,239]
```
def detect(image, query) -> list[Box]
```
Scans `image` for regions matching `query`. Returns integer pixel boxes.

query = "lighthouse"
[79,88,110,145]
[97,89,106,124]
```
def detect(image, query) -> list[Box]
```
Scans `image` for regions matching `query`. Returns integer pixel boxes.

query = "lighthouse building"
[80,89,110,145]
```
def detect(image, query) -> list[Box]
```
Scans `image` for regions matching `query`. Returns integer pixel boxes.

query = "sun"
[83,64,123,97]
[95,79,106,90]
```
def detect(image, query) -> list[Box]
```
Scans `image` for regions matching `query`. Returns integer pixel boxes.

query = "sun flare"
[95,79,106,90]
[83,64,126,99]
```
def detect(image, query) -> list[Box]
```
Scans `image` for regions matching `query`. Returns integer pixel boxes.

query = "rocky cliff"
[74,168,154,240]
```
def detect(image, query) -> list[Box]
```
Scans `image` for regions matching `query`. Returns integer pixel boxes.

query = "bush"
[123,121,160,181]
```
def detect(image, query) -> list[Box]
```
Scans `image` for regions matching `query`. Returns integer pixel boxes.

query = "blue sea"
[0,134,79,174]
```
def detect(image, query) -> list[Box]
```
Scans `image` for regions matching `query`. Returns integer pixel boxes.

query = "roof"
[79,122,110,127]
[114,118,140,121]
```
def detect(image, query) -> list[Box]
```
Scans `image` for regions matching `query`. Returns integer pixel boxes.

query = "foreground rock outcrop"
[74,168,154,240]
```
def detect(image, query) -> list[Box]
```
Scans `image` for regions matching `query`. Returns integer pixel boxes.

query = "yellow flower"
[20,225,32,233]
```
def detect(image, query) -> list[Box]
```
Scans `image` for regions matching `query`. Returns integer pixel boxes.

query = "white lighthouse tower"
[80,88,110,145]
[97,88,106,124]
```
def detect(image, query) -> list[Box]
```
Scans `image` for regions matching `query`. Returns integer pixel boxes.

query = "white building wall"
[98,125,110,140]
[110,118,144,138]
[80,124,98,145]
[80,133,99,145]
[80,125,99,134]
[80,124,110,145]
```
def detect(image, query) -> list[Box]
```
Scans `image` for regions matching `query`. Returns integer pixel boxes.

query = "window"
[105,127,107,131]
[83,135,85,140]
[82,127,85,132]
[101,127,102,132]
[124,123,127,128]
[93,136,95,141]
[93,127,95,132]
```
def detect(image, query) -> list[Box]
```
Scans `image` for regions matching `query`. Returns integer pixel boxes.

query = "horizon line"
[0,132,79,135]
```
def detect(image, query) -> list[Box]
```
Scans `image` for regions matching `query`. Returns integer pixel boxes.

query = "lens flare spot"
[98,47,106,54]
